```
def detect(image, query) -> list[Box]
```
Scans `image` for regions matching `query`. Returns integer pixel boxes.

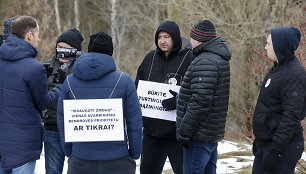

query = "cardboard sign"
[63,99,124,142]
[137,80,180,122]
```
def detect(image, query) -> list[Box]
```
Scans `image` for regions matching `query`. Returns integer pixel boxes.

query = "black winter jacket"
[42,57,74,131]
[253,57,305,148]
[176,37,231,143]
[253,26,305,153]
[135,21,194,137]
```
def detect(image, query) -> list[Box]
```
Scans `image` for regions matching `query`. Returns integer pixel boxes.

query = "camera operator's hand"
[43,63,53,78]
[56,69,67,84]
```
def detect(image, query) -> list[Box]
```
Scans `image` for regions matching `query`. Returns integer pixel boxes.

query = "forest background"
[0,0,305,142]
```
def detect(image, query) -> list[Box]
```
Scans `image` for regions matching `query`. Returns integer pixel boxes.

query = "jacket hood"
[0,34,37,61]
[181,37,192,52]
[72,52,116,81]
[155,20,182,56]
[193,36,231,61]
[271,26,301,64]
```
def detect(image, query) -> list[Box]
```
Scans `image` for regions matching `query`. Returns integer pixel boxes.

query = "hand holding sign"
[162,90,177,111]
[137,80,180,122]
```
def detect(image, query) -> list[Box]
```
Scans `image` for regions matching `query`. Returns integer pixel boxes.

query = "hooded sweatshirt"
[253,26,305,153]
[135,20,194,137]
[0,34,60,169]
[57,52,142,160]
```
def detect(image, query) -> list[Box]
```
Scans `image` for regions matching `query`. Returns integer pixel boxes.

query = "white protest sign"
[63,99,124,142]
[137,80,180,122]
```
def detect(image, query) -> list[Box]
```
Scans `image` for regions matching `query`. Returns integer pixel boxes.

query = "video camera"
[55,47,81,60]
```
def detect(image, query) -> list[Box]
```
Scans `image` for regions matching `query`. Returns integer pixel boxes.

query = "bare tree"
[54,0,61,34]
[74,0,80,29]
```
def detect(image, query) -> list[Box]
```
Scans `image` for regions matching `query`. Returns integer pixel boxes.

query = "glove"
[56,69,67,84]
[43,63,53,78]
[262,142,283,173]
[262,150,281,173]
[252,139,257,156]
[162,90,177,111]
[177,133,191,148]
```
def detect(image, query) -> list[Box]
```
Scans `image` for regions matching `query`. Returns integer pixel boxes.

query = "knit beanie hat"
[190,20,216,42]
[56,28,84,51]
[3,16,18,40]
[88,31,113,56]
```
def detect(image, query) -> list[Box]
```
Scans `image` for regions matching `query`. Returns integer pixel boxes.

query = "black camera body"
[55,47,81,60]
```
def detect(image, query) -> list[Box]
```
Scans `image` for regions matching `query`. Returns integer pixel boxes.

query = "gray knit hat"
[190,20,216,42]
[3,16,18,40]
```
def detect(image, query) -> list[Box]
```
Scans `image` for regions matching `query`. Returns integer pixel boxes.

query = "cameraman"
[43,28,84,174]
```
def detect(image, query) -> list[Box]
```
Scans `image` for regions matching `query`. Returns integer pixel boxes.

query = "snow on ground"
[34,140,305,174]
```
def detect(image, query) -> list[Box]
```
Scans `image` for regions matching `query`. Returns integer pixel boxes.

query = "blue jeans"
[183,141,218,174]
[252,141,304,174]
[0,160,36,174]
[44,130,65,174]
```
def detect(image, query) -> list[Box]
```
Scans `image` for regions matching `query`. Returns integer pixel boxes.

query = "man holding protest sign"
[135,20,193,174]
[57,31,142,174]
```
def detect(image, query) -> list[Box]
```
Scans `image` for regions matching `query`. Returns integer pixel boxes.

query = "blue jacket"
[57,52,142,160]
[0,35,60,169]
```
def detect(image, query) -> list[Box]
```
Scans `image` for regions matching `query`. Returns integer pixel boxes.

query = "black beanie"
[3,16,18,40]
[88,31,113,56]
[56,28,84,51]
[190,20,216,42]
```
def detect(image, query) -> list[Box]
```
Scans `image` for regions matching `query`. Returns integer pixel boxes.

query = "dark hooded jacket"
[253,27,305,152]
[176,36,231,143]
[135,20,194,137]
[57,52,142,160]
[0,35,60,169]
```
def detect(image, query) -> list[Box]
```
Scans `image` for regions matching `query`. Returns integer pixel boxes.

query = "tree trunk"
[110,0,118,64]
[74,0,80,29]
[54,0,61,34]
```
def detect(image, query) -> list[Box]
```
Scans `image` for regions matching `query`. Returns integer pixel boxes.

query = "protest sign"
[137,80,180,122]
[63,99,124,142]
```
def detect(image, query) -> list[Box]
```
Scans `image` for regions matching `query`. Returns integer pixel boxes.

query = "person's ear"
[25,31,32,41]
[26,31,34,41]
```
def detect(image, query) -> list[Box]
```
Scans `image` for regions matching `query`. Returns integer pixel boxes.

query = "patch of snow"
[34,140,305,174]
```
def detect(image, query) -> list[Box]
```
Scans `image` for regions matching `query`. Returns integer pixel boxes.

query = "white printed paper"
[137,80,180,122]
[63,99,124,142]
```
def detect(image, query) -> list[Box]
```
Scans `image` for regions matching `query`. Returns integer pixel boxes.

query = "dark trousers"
[68,155,136,174]
[44,130,65,174]
[252,141,304,174]
[140,134,183,174]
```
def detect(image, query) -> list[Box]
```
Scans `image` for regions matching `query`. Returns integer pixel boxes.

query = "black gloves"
[263,142,283,173]
[162,90,177,111]
[56,69,68,84]
[262,150,281,173]
[177,133,191,148]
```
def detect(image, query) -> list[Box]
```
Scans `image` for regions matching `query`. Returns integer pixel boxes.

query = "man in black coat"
[42,28,83,174]
[252,26,305,174]
[135,20,193,174]
[176,20,231,174]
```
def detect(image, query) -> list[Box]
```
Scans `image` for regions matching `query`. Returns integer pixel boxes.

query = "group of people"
[0,15,304,174]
